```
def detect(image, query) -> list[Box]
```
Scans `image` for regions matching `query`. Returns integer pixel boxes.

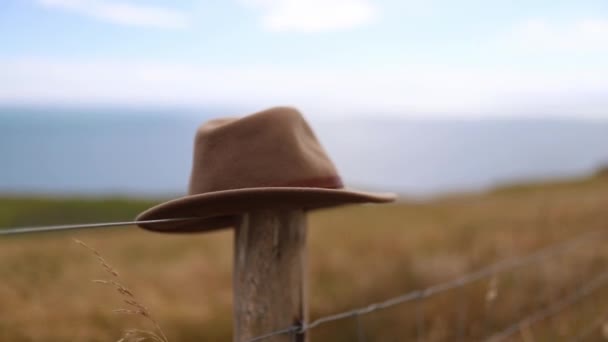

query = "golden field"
[1,173,608,342]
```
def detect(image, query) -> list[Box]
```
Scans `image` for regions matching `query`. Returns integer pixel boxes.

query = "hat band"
[189,176,345,194]
[276,175,344,189]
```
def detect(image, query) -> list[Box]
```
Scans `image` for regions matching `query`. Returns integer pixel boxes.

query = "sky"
[0,0,607,118]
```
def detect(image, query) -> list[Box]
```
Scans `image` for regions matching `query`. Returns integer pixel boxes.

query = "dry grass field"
[1,173,608,341]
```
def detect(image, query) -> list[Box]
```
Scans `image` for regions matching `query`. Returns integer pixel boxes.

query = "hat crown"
[188,107,342,195]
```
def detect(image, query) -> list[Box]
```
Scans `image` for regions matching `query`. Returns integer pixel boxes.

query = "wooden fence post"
[233,209,308,342]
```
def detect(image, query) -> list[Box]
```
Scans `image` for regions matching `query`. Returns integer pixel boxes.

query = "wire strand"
[246,228,607,341]
[3,218,605,341]
[0,218,197,235]
[485,269,608,341]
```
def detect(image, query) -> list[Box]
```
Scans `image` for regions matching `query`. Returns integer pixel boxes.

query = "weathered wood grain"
[233,210,308,342]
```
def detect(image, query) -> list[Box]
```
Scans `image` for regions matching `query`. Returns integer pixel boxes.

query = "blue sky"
[1,0,607,118]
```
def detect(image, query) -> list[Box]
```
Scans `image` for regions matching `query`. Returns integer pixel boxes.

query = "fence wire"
[3,219,606,341]
[247,228,607,341]
[486,269,608,341]
[0,218,196,235]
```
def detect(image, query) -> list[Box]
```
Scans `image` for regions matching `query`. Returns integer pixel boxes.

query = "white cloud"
[2,57,608,118]
[243,0,378,32]
[38,0,189,29]
[504,18,608,52]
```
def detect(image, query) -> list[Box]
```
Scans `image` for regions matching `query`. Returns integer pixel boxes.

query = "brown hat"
[136,107,395,233]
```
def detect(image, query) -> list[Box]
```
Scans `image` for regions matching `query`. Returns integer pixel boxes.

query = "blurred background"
[1,1,608,341]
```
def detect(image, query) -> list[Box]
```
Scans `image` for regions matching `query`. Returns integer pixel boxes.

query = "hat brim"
[136,187,396,233]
